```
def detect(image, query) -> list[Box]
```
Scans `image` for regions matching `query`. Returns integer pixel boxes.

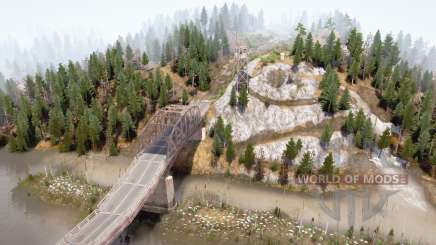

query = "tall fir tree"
[296,152,313,176]
[319,152,335,176]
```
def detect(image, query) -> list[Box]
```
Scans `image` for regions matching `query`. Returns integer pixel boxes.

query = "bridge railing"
[94,161,167,245]
[130,107,182,156]
[59,104,204,245]
[166,105,202,162]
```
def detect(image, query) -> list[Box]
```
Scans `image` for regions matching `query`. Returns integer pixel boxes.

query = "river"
[0,148,436,244]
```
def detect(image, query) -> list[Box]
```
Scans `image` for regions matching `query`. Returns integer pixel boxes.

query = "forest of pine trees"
[0,19,231,156]
[291,21,435,174]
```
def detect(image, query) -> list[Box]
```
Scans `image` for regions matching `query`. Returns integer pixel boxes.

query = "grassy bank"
[19,172,108,215]
[159,197,411,245]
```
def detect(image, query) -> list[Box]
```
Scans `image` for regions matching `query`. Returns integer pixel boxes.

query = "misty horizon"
[1,0,435,80]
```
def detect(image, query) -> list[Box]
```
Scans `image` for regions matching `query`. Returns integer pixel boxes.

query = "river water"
[1,148,436,244]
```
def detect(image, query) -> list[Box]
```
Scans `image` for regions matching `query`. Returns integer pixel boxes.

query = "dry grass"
[35,140,55,150]
[191,138,214,175]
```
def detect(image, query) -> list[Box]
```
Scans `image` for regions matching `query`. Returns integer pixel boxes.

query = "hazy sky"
[1,0,435,47]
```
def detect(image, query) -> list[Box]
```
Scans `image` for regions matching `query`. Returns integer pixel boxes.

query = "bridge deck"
[57,104,206,245]
[58,152,167,245]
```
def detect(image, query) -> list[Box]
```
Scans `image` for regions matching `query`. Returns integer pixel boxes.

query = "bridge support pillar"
[142,175,176,213]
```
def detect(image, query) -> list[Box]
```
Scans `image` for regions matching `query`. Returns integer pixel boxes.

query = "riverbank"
[19,172,108,215]
[158,197,405,245]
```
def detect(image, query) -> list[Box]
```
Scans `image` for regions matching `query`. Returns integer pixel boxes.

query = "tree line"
[1,21,230,155]
[292,22,435,172]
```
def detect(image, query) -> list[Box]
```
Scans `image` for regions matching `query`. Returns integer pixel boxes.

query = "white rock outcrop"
[214,82,328,142]
[213,60,332,143]
[254,131,352,167]
[249,62,324,101]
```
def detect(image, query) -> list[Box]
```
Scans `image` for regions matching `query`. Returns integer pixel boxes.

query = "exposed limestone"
[249,62,324,102]
[255,131,352,167]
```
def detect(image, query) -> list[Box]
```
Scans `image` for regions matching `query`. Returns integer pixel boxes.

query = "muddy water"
[131,174,436,244]
[0,148,131,245]
[1,148,436,244]
[0,149,79,244]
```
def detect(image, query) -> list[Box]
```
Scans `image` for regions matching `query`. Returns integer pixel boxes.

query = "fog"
[1,0,435,79]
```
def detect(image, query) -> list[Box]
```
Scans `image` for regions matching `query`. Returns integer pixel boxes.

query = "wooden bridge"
[57,104,204,245]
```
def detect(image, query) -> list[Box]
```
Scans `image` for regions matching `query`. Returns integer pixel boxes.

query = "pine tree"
[2,95,15,122]
[282,138,301,165]
[323,31,337,66]
[319,69,339,113]
[108,136,119,156]
[213,116,225,139]
[373,66,385,90]
[198,62,209,91]
[222,29,230,55]
[353,109,366,132]
[226,140,235,163]
[339,88,351,110]
[224,124,232,144]
[400,137,415,161]
[31,101,43,140]
[181,89,189,105]
[158,82,169,108]
[354,130,363,148]
[320,124,333,147]
[296,152,313,176]
[14,111,30,152]
[243,143,255,170]
[347,28,364,60]
[238,85,248,109]
[361,119,374,149]
[177,51,186,76]
[343,112,355,134]
[60,110,74,152]
[76,114,89,155]
[333,39,342,66]
[292,24,305,65]
[141,52,149,65]
[305,33,313,62]
[24,75,36,101]
[87,110,102,150]
[212,133,223,157]
[164,74,173,91]
[348,59,361,84]
[313,41,323,66]
[48,104,64,145]
[367,31,383,77]
[401,101,415,135]
[417,128,430,160]
[346,28,363,84]
[319,152,335,176]
[127,81,143,120]
[121,111,135,141]
[382,79,397,109]
[107,102,118,132]
[377,129,391,157]
[229,87,237,107]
